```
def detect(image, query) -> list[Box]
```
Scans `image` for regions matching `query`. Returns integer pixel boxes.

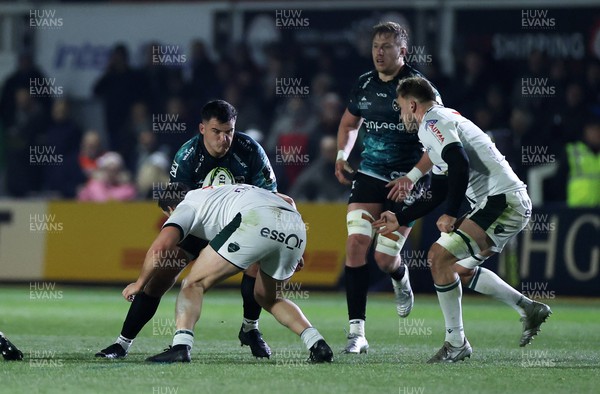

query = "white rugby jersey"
[419,105,526,205]
[164,184,296,240]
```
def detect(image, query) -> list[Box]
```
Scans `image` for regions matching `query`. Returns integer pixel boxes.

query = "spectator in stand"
[79,130,105,178]
[5,88,48,197]
[307,92,343,159]
[78,152,137,202]
[136,151,170,199]
[266,97,318,191]
[511,50,549,121]
[507,107,536,180]
[448,50,495,118]
[119,101,152,166]
[157,96,194,156]
[138,41,171,114]
[93,43,144,153]
[485,84,510,130]
[0,53,49,130]
[187,39,217,104]
[289,135,349,202]
[559,82,588,141]
[41,98,85,198]
[131,130,169,178]
[224,83,264,132]
[585,59,600,108]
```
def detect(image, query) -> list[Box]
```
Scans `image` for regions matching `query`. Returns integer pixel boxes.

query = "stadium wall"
[0,201,348,287]
[0,201,597,295]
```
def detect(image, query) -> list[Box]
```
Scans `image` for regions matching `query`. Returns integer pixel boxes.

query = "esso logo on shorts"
[260,227,304,250]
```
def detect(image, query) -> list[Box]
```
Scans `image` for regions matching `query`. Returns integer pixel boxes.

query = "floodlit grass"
[1,286,599,393]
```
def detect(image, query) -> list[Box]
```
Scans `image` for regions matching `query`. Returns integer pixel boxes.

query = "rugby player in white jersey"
[374,76,552,363]
[124,183,333,363]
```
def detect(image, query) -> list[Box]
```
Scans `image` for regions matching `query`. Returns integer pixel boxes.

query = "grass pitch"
[1,285,599,394]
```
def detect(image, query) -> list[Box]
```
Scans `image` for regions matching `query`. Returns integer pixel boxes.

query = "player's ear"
[410,100,417,113]
[199,122,205,135]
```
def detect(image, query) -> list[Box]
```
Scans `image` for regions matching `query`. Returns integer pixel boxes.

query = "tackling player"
[334,21,441,353]
[96,100,277,359]
[375,76,551,362]
[127,183,333,363]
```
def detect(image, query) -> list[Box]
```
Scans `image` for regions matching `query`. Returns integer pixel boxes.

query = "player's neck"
[378,62,404,82]
[417,101,437,122]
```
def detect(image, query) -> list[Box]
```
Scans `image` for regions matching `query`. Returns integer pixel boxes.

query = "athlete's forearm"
[136,228,181,288]
[337,109,362,158]
[414,152,434,175]
[394,175,448,226]
[403,152,433,184]
[441,145,470,217]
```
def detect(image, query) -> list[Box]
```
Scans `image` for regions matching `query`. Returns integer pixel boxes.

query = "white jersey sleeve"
[419,106,526,204]
[163,202,198,240]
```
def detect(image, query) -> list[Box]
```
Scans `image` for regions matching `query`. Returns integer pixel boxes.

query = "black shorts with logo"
[348,171,430,221]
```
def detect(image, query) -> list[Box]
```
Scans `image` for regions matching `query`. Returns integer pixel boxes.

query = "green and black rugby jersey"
[347,64,442,181]
[169,132,277,191]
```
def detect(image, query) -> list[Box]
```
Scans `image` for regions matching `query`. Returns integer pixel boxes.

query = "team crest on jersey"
[227,242,240,253]
[392,100,400,112]
[426,119,445,144]
[358,96,371,110]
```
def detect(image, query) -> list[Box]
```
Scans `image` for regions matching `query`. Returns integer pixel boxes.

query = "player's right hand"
[372,210,400,235]
[335,159,354,185]
[122,282,142,302]
[386,176,414,202]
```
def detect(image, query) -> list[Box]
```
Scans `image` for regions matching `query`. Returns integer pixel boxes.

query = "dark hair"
[396,76,437,103]
[157,182,190,211]
[372,21,408,48]
[200,100,238,123]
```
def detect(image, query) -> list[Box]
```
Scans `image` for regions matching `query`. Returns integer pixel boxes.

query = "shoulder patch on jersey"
[426,119,445,144]
[358,95,372,110]
[182,146,195,161]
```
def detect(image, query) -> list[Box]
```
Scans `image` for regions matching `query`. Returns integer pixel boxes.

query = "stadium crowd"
[0,38,599,205]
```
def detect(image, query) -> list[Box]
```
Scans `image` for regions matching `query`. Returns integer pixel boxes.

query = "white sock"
[172,329,194,348]
[116,335,133,351]
[242,318,259,333]
[467,266,530,317]
[435,277,465,347]
[348,319,365,337]
[300,327,324,350]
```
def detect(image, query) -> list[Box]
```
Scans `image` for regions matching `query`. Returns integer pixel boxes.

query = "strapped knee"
[456,253,488,269]
[435,230,482,260]
[375,231,407,257]
[347,209,375,238]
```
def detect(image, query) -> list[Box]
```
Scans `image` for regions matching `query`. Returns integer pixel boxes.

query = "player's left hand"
[294,257,305,272]
[436,214,457,233]
[372,210,400,235]
[122,282,143,302]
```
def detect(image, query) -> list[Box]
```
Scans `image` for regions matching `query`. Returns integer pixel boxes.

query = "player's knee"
[347,209,376,239]
[374,231,406,261]
[427,244,448,273]
[456,265,475,284]
[347,233,371,254]
[253,287,273,310]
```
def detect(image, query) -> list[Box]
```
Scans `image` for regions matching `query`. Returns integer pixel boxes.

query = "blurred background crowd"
[1,14,599,206]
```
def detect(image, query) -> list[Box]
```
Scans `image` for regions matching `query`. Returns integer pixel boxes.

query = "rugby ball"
[203,167,235,186]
